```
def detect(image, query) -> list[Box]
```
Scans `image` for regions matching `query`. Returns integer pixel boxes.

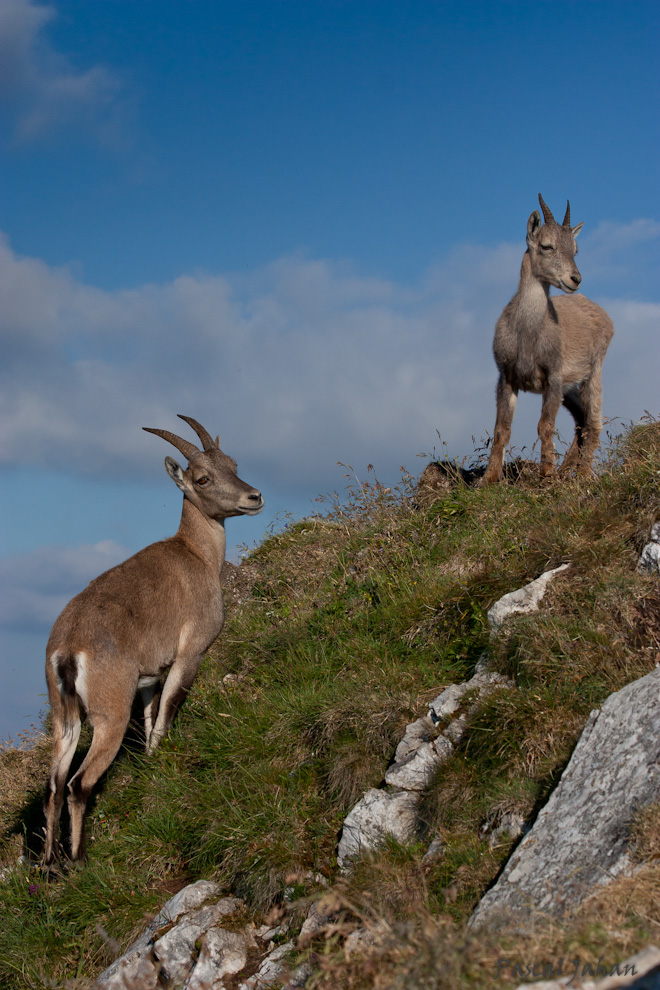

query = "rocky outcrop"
[470,667,660,930]
[336,564,573,869]
[93,880,301,990]
[336,665,515,869]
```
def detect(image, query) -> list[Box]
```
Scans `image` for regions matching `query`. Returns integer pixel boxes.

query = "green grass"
[0,419,658,988]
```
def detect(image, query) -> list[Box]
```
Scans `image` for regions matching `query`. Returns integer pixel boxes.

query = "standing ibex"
[43,416,263,863]
[482,194,614,484]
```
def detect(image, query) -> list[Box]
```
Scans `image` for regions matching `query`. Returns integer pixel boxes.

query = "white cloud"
[586,218,660,255]
[0,540,130,634]
[600,299,660,427]
[578,219,660,298]
[0,224,658,494]
[0,0,126,145]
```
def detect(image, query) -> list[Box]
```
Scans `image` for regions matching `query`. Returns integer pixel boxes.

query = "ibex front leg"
[538,377,563,479]
[146,656,201,754]
[482,376,518,485]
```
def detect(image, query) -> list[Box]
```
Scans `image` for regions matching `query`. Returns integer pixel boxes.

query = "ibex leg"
[140,680,162,750]
[538,381,563,479]
[67,707,131,860]
[559,386,585,476]
[43,707,81,864]
[482,377,518,484]
[576,368,603,477]
[146,657,199,754]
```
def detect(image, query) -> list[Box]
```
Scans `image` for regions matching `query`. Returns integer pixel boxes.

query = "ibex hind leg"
[66,708,131,861]
[576,371,604,477]
[561,375,603,478]
[559,386,586,477]
[140,679,162,751]
[43,709,81,864]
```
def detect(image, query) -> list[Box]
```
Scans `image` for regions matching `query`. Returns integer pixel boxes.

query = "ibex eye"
[196,476,209,486]
[540,243,554,251]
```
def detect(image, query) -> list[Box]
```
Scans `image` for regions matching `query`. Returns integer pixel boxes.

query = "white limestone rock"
[93,887,243,988]
[94,882,233,989]
[394,715,435,762]
[238,942,294,989]
[385,736,454,790]
[337,788,422,868]
[188,928,257,990]
[428,670,513,725]
[428,682,470,721]
[487,563,570,630]
[443,713,468,744]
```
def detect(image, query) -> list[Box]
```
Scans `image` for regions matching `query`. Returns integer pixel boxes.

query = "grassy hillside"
[0,420,659,989]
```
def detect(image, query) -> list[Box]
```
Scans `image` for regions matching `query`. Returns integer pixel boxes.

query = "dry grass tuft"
[0,727,51,863]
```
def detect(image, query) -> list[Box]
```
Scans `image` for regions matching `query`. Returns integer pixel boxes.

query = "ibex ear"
[571,221,584,239]
[164,456,187,492]
[527,210,542,241]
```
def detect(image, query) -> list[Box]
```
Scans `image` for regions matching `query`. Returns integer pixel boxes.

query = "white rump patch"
[49,650,62,692]
[75,652,89,709]
[138,675,162,690]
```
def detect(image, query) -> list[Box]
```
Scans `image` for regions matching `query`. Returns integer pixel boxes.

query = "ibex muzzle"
[44,416,263,863]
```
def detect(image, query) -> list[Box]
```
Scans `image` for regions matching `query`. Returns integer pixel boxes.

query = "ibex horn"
[143,427,200,462]
[562,200,571,227]
[538,193,555,225]
[177,414,217,451]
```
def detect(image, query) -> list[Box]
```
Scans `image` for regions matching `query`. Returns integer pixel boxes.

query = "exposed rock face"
[93,880,294,990]
[637,523,660,575]
[470,667,660,930]
[336,667,515,868]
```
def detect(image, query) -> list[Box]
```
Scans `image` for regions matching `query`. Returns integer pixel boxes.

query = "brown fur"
[482,195,614,484]
[43,416,263,863]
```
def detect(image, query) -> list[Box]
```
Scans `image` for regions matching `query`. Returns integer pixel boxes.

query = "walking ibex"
[44,416,263,863]
[482,194,614,484]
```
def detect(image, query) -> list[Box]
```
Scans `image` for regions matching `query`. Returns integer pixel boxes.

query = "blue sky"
[1,0,658,742]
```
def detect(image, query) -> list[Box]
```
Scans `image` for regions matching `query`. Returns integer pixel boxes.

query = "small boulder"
[337,788,422,869]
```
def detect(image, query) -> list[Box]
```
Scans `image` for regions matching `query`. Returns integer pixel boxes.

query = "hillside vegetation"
[0,420,659,989]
